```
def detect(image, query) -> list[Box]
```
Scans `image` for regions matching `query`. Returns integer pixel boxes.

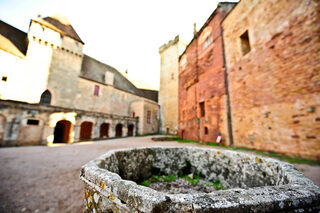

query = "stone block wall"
[159,36,181,135]
[179,3,235,144]
[0,100,138,146]
[222,0,320,160]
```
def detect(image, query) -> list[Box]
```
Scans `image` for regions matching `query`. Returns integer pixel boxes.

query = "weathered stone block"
[80,147,320,212]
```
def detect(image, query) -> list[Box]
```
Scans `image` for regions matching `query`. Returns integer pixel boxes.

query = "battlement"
[159,35,179,53]
[29,35,83,58]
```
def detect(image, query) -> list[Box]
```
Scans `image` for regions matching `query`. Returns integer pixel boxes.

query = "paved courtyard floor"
[0,136,319,213]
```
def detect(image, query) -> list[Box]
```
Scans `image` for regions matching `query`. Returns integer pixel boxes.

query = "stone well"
[80,147,320,212]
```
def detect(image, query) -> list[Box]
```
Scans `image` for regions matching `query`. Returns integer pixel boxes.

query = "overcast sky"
[0,0,237,90]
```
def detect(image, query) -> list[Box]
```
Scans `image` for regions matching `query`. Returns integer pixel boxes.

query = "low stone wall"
[80,147,320,212]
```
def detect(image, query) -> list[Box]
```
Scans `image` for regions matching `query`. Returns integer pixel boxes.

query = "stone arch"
[115,124,123,137]
[53,120,72,143]
[40,90,52,105]
[100,123,110,138]
[80,121,93,140]
[0,114,6,145]
[127,124,134,136]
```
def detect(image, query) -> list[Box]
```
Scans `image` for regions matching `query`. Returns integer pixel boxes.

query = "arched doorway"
[53,120,71,143]
[40,90,52,105]
[100,123,109,138]
[127,124,134,136]
[115,124,122,137]
[80,121,93,140]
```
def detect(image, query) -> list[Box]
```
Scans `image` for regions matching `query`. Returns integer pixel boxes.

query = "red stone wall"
[222,0,320,160]
[179,4,235,144]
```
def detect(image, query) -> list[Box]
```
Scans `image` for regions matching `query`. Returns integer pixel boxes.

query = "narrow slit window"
[27,119,39,125]
[94,85,100,96]
[200,102,205,117]
[147,110,151,124]
[240,30,251,56]
[204,127,208,135]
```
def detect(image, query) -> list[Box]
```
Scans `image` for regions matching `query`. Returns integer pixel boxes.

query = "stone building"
[158,35,185,135]
[178,0,320,160]
[178,3,236,144]
[0,15,159,146]
[222,0,320,160]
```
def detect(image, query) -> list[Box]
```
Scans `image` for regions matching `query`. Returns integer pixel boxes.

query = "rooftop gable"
[33,14,84,44]
[0,20,28,58]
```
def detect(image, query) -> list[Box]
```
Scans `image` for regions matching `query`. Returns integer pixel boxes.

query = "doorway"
[100,123,109,138]
[80,121,93,140]
[127,124,134,136]
[115,124,122,137]
[53,120,71,143]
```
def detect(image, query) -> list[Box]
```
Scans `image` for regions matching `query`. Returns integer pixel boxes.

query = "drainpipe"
[221,26,234,146]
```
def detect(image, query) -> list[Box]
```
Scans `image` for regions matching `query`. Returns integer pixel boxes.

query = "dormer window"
[202,36,213,50]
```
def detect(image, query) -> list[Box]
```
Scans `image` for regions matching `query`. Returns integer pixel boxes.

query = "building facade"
[178,3,235,144]
[178,0,320,160]
[222,0,320,160]
[0,15,158,146]
[158,36,185,135]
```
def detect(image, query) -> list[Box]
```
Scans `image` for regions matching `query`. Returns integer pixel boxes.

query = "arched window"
[40,90,51,105]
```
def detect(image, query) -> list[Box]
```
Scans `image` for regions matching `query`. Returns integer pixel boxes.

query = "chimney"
[193,23,197,36]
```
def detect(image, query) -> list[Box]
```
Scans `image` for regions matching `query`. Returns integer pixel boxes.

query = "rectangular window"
[240,30,251,56]
[94,85,100,96]
[200,102,205,117]
[202,36,213,50]
[27,119,39,125]
[2,76,7,82]
[147,110,151,124]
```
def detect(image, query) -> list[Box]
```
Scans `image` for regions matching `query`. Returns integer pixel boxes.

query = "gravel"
[0,136,319,213]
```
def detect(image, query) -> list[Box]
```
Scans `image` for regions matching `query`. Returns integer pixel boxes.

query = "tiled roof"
[34,14,84,44]
[0,20,28,58]
[80,55,158,102]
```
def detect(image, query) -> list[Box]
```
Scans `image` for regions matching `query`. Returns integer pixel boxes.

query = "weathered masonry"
[0,100,137,146]
[177,0,320,160]
[178,3,236,144]
[222,0,320,160]
[158,36,185,135]
[81,147,320,212]
[0,14,159,146]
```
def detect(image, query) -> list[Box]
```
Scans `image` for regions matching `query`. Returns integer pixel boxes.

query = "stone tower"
[158,35,185,134]
[26,14,84,108]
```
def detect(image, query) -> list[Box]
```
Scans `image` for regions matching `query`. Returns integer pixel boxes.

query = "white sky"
[0,0,237,90]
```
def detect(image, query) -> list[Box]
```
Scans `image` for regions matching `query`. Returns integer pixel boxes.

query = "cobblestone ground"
[0,136,319,213]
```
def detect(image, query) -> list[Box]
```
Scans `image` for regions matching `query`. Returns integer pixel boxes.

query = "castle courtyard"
[0,136,319,213]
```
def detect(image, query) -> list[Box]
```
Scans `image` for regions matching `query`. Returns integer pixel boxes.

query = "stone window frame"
[202,35,213,51]
[40,90,52,105]
[199,101,205,117]
[94,85,100,96]
[240,30,251,56]
[204,127,209,135]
